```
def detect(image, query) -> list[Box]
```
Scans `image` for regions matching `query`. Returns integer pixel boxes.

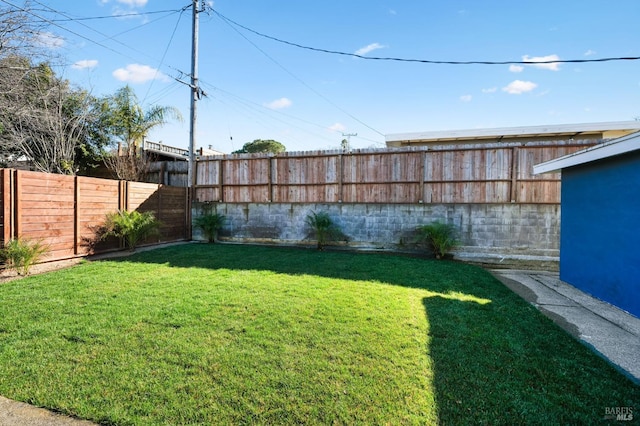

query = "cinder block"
[192,202,559,260]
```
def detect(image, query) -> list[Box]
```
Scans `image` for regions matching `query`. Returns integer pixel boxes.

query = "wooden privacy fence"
[194,143,593,204]
[0,169,189,262]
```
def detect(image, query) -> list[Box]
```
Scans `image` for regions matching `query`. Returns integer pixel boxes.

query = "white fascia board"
[386,121,640,143]
[144,148,188,160]
[533,131,640,174]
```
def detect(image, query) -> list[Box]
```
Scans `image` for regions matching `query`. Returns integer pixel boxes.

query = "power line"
[199,80,344,147]
[46,9,182,22]
[9,0,188,88]
[213,9,640,66]
[99,4,191,42]
[142,7,188,103]
[1,0,139,62]
[214,10,385,138]
[33,0,189,102]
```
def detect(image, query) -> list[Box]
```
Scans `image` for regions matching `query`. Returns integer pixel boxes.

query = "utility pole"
[187,0,201,194]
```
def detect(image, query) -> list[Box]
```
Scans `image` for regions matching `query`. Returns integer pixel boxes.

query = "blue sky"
[22,0,640,152]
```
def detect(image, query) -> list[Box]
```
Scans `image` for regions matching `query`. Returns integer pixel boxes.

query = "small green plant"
[415,221,459,260]
[1,238,49,275]
[100,210,160,250]
[194,211,226,243]
[305,210,341,251]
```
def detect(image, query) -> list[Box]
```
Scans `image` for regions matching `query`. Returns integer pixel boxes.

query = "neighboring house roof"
[143,140,189,160]
[142,140,225,160]
[385,121,640,147]
[199,146,225,157]
[534,130,640,174]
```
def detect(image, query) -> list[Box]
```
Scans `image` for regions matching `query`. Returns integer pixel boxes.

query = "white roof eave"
[534,131,640,174]
[386,121,640,144]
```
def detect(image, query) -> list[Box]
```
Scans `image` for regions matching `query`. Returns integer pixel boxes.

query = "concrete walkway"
[491,269,640,384]
[1,268,638,425]
[0,396,96,426]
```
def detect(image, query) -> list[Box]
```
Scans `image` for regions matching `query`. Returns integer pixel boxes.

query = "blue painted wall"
[560,150,640,318]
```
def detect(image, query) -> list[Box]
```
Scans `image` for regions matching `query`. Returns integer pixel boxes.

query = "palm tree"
[105,85,183,154]
[102,86,183,180]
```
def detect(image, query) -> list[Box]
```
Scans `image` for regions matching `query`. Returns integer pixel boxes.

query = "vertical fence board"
[1,170,12,244]
[77,176,122,254]
[15,171,76,259]
[74,176,80,255]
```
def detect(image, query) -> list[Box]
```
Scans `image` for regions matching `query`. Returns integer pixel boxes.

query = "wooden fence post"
[510,147,519,203]
[185,186,191,240]
[13,170,21,238]
[2,170,12,244]
[268,156,273,202]
[74,176,80,255]
[218,158,224,202]
[158,184,163,224]
[419,152,426,203]
[338,153,343,203]
[125,181,131,211]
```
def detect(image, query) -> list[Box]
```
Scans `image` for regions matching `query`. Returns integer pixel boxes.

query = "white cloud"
[460,95,472,102]
[389,9,397,15]
[113,8,142,19]
[328,123,346,132]
[72,59,98,70]
[584,49,596,56]
[104,0,147,20]
[116,0,147,6]
[99,0,147,5]
[355,43,386,56]
[112,64,168,83]
[522,54,561,71]
[502,80,537,95]
[264,97,292,110]
[482,87,497,93]
[509,64,524,73]
[36,32,64,49]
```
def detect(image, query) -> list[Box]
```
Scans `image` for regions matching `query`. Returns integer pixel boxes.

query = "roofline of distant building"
[385,121,640,146]
[142,140,224,159]
[534,130,640,174]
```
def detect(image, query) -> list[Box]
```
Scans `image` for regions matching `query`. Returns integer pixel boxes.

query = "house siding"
[560,150,640,317]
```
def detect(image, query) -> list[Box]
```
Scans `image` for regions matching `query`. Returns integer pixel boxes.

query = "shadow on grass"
[109,243,497,296]
[108,243,639,424]
[422,293,640,424]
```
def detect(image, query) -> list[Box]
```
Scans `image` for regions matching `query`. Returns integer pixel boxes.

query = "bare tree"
[0,58,95,174]
[103,144,152,181]
[0,1,47,60]
[10,87,91,174]
[0,2,97,174]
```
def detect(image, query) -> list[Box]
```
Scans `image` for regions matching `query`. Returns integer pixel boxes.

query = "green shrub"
[1,238,49,275]
[194,211,226,243]
[100,210,160,250]
[306,210,342,251]
[415,221,459,260]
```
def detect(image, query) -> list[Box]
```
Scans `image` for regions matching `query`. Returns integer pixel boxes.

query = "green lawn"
[0,244,637,425]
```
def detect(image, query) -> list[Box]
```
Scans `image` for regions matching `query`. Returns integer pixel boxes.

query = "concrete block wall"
[192,202,560,266]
